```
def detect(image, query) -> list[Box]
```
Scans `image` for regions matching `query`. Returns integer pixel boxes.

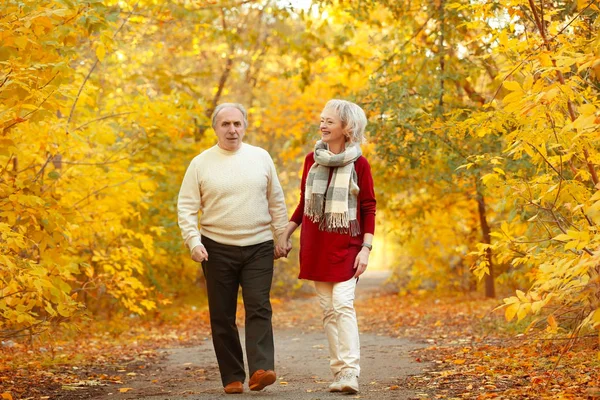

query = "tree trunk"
[476,188,495,298]
[195,56,234,142]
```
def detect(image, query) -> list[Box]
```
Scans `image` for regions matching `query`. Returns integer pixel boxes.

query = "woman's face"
[319,108,347,147]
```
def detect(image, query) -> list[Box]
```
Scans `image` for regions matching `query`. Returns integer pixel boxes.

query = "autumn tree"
[322,0,600,336]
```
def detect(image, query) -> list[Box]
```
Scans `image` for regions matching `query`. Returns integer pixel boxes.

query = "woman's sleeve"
[290,153,312,225]
[358,157,376,234]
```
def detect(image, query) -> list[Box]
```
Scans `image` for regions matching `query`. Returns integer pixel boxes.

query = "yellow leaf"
[505,303,519,321]
[453,359,466,365]
[14,36,28,49]
[539,52,553,67]
[591,309,600,328]
[481,173,500,186]
[543,87,559,102]
[579,104,596,115]
[498,31,508,47]
[456,162,474,170]
[45,303,57,316]
[57,304,72,317]
[574,114,596,133]
[502,90,523,105]
[517,303,530,321]
[577,0,589,10]
[119,388,133,393]
[523,75,534,91]
[590,190,600,202]
[564,240,578,250]
[531,301,543,314]
[503,80,521,92]
[96,44,106,62]
[553,233,572,241]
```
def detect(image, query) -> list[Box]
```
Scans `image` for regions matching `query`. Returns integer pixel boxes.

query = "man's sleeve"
[177,159,203,253]
[266,154,288,239]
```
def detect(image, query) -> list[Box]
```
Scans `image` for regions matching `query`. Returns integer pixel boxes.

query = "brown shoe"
[249,369,276,391]
[224,381,243,394]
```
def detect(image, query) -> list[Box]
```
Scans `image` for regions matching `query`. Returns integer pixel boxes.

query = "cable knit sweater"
[177,143,288,252]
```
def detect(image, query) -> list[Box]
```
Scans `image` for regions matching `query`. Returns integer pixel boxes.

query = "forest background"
[1,0,599,397]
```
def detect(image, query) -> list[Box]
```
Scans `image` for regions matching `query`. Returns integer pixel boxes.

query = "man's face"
[214,107,246,151]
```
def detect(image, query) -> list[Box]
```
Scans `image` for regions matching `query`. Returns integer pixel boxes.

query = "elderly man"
[177,103,289,394]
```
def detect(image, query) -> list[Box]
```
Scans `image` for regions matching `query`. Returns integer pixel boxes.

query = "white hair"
[323,99,368,143]
[211,103,248,129]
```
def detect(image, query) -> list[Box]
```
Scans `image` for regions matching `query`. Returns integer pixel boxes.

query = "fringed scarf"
[304,140,362,236]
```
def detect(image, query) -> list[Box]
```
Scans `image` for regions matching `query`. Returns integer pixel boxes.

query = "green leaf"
[48,171,60,180]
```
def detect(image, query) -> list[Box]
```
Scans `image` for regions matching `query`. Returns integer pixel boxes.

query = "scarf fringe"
[305,195,325,222]
[315,212,361,237]
[349,219,361,237]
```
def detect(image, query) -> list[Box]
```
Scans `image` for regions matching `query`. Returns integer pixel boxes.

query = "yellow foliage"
[2,0,600,351]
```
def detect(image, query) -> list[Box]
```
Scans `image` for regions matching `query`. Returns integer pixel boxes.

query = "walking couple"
[177,99,376,394]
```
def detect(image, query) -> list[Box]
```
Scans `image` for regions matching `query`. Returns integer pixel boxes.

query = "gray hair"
[323,99,368,143]
[211,103,248,129]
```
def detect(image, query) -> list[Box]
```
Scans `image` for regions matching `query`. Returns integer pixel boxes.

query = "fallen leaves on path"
[0,307,211,399]
[2,291,598,400]
[356,293,600,400]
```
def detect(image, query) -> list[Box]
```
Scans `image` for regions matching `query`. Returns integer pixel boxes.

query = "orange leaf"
[119,388,133,393]
[547,315,558,329]
[531,376,544,385]
[453,359,466,365]
[2,393,13,400]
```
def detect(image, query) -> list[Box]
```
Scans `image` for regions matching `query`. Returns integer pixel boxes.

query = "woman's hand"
[353,247,370,278]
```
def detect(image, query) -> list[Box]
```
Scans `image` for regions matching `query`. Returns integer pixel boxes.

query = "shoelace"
[338,372,355,381]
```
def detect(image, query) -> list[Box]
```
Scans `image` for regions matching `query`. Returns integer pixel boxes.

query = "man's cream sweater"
[177,143,288,252]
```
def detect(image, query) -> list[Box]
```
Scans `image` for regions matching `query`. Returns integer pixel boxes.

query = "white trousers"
[314,278,360,377]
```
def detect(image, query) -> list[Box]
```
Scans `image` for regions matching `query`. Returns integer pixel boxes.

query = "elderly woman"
[277,99,376,394]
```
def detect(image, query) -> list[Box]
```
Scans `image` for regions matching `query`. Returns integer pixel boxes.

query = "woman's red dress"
[290,152,376,282]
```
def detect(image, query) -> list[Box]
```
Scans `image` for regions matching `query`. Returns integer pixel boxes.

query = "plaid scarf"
[304,140,362,236]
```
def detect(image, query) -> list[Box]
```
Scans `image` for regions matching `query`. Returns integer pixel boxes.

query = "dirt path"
[93,271,429,399]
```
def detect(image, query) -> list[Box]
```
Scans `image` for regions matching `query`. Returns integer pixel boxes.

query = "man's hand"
[191,245,209,263]
[353,247,370,278]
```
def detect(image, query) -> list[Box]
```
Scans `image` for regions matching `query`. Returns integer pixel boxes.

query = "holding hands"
[275,222,299,260]
[275,236,292,259]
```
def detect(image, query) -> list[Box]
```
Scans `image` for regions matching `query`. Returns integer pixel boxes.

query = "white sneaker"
[338,371,359,394]
[328,373,342,392]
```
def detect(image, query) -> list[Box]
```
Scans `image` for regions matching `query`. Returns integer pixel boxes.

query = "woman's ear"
[344,128,352,141]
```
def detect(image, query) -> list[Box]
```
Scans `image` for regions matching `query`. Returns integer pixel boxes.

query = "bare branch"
[72,178,135,208]
[67,2,139,131]
[74,112,134,131]
[0,69,12,91]
[0,290,29,301]
[375,16,432,74]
